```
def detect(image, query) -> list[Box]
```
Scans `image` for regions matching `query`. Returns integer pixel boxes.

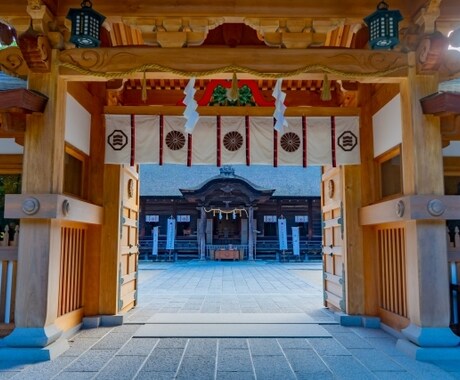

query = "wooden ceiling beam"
[59,47,408,82]
[51,0,426,21]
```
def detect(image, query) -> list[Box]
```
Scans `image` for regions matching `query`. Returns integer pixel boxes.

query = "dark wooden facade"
[139,169,322,259]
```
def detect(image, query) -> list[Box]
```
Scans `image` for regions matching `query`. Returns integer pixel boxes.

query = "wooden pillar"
[248,206,254,260]
[397,53,460,352]
[83,83,106,316]
[307,198,313,240]
[99,165,123,315]
[2,50,69,355]
[342,165,364,315]
[199,206,206,260]
[358,84,379,316]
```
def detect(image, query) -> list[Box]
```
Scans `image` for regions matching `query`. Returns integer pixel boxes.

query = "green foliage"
[0,40,18,50]
[210,85,256,106]
[0,175,21,231]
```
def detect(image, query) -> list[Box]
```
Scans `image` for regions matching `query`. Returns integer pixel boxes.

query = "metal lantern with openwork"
[364,1,402,49]
[66,0,105,48]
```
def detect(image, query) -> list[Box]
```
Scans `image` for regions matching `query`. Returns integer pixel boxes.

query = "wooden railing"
[0,225,19,325]
[1,225,19,247]
[0,246,17,325]
[447,225,460,330]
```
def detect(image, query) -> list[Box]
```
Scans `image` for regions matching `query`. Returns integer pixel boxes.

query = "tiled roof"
[140,164,321,197]
[439,78,460,93]
[0,71,26,91]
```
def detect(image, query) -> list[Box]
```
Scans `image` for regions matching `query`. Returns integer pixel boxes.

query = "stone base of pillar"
[397,338,460,361]
[401,323,460,347]
[0,325,69,362]
[396,324,460,360]
[2,325,63,347]
[0,338,69,362]
[82,314,125,328]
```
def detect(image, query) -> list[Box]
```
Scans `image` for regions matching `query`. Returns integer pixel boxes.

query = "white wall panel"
[373,94,402,157]
[65,94,91,155]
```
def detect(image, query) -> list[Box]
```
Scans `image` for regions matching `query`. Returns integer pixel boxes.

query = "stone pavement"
[2,260,460,379]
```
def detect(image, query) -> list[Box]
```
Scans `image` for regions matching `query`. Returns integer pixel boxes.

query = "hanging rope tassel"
[321,74,331,101]
[141,71,147,103]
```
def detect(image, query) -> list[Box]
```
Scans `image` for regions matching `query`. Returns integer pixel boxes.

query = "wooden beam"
[0,154,22,174]
[5,194,103,225]
[45,0,427,22]
[104,105,360,116]
[360,195,460,225]
[59,47,409,81]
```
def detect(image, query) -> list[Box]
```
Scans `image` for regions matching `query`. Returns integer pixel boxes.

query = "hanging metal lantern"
[364,1,402,49]
[66,0,105,48]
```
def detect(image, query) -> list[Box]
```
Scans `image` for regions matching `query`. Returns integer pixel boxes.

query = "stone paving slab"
[135,323,332,338]
[146,312,325,324]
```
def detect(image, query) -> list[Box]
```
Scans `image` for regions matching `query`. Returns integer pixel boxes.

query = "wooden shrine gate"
[321,166,346,311]
[101,164,140,315]
[118,165,140,313]
[321,164,363,315]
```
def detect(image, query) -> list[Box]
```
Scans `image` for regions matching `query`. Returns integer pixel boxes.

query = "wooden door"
[321,166,346,312]
[119,165,140,313]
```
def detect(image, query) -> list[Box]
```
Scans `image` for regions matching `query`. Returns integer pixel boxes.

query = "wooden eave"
[0,89,48,113]
[420,92,460,116]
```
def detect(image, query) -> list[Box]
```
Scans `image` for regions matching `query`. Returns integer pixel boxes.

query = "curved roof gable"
[179,166,275,206]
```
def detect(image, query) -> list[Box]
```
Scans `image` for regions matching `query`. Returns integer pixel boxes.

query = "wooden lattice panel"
[58,223,86,317]
[376,224,409,329]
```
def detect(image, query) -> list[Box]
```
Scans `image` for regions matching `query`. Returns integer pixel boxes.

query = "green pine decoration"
[209,84,255,106]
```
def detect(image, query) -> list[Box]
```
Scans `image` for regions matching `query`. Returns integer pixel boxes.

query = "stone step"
[134,322,332,338]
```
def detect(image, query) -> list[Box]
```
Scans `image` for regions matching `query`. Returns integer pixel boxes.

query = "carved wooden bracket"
[27,0,53,35]
[112,16,363,49]
[0,47,28,77]
[26,1,64,49]
[417,32,449,73]
[413,0,442,34]
[244,18,357,48]
[119,17,224,47]
[18,26,51,73]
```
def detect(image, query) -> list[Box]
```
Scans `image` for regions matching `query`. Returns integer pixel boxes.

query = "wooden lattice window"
[64,144,88,199]
[376,145,402,199]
